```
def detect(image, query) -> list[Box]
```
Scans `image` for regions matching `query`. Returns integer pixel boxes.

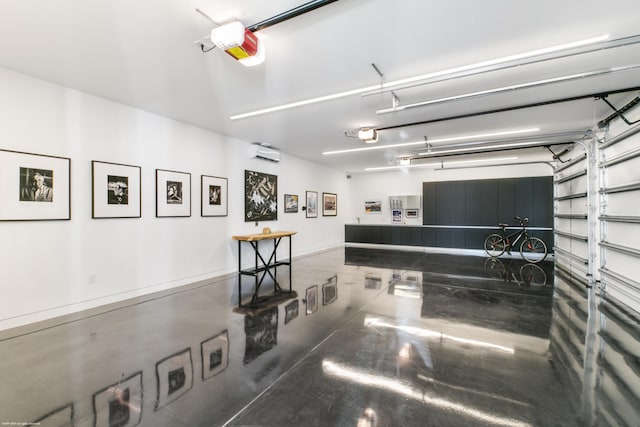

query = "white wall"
[0,67,349,331]
[347,163,553,225]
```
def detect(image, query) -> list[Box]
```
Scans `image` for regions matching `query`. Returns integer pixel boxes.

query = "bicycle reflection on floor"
[483,257,547,288]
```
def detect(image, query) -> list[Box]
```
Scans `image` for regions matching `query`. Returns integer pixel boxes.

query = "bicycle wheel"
[484,234,507,258]
[520,263,547,287]
[520,237,547,263]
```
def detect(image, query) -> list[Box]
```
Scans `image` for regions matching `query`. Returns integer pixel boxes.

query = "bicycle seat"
[498,223,509,229]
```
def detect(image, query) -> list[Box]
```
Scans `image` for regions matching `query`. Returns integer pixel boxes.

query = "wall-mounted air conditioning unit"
[252,143,281,162]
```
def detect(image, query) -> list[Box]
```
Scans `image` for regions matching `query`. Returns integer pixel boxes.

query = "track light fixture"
[358,128,378,143]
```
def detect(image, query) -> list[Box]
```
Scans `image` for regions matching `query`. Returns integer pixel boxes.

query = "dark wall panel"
[423,176,553,228]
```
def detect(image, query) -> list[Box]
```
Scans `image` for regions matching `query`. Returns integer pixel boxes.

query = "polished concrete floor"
[1,246,639,426]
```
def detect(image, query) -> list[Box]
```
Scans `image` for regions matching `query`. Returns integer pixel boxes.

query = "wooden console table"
[232,231,296,307]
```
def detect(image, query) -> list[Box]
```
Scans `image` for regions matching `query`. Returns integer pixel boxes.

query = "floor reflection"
[0,247,638,426]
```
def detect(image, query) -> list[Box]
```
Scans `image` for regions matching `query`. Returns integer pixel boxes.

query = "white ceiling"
[1,0,639,173]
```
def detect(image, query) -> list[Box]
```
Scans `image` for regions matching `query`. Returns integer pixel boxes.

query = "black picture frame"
[0,149,71,221]
[244,170,277,222]
[92,160,141,219]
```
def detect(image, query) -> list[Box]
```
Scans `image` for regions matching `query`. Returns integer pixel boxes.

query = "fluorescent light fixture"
[399,158,411,166]
[417,139,544,156]
[324,128,539,156]
[230,35,608,119]
[364,156,518,171]
[377,65,639,114]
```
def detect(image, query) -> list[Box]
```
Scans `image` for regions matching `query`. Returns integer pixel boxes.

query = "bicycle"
[483,216,548,263]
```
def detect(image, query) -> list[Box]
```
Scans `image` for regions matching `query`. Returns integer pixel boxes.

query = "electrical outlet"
[88,273,97,284]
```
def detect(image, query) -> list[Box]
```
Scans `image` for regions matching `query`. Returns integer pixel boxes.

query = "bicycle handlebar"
[512,216,529,226]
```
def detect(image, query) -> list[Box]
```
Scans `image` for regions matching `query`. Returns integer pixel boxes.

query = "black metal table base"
[237,235,293,307]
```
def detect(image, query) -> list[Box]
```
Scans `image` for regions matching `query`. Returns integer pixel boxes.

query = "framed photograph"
[364,200,382,214]
[405,209,419,218]
[305,285,318,315]
[392,209,402,223]
[284,194,298,213]
[0,149,70,221]
[201,175,228,217]
[284,299,299,324]
[322,192,337,216]
[91,161,141,219]
[245,170,277,222]
[155,348,193,410]
[156,169,191,217]
[322,275,338,305]
[305,191,318,218]
[201,330,229,380]
[93,372,143,427]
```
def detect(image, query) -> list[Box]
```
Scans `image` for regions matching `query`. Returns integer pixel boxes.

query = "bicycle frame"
[499,223,529,252]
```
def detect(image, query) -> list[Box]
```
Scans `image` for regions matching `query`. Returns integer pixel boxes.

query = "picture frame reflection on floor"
[93,372,143,427]
[0,149,70,221]
[322,275,338,305]
[155,348,193,410]
[305,285,318,315]
[92,161,141,219]
[156,169,191,217]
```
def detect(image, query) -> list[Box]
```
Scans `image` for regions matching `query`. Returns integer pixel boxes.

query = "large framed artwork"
[155,348,193,410]
[93,372,143,427]
[201,175,228,217]
[244,170,277,222]
[0,149,70,221]
[91,161,141,219]
[322,192,337,216]
[284,194,298,213]
[305,191,318,218]
[156,169,191,217]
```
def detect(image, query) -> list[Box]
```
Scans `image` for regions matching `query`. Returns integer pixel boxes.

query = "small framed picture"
[32,404,74,427]
[201,175,228,217]
[405,209,419,218]
[392,209,402,223]
[322,192,337,216]
[305,285,318,315]
[0,149,70,221]
[305,191,318,218]
[156,169,191,217]
[284,194,299,213]
[92,161,141,219]
[364,200,382,214]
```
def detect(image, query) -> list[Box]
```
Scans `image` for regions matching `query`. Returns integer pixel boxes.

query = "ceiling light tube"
[323,128,539,156]
[377,64,640,114]
[230,34,609,120]
[365,156,519,171]
[417,139,547,156]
